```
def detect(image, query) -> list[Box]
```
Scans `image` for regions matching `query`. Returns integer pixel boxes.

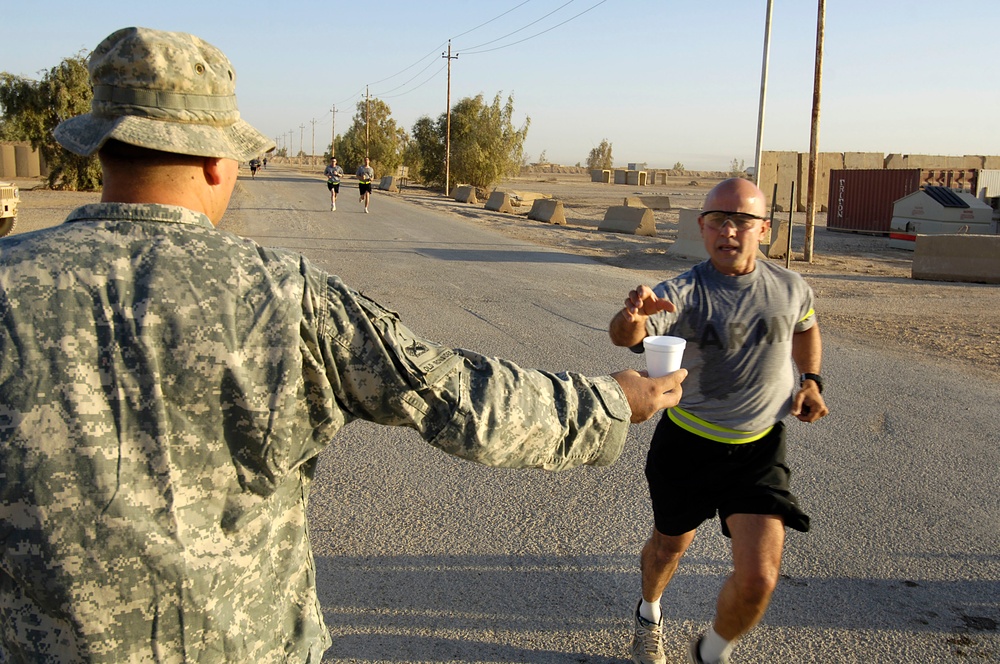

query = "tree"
[407,115,442,185]
[334,97,407,178]
[410,92,529,191]
[449,92,529,190]
[0,54,101,190]
[586,139,613,170]
[729,158,746,177]
[672,161,685,171]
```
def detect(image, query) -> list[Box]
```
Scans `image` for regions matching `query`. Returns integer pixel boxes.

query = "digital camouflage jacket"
[0,203,631,662]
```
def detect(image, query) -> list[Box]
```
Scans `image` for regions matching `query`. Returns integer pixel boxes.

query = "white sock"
[699,627,734,663]
[639,598,661,624]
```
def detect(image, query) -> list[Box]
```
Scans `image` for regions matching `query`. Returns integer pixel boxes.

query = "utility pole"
[288,130,294,159]
[299,124,305,159]
[753,0,773,187]
[330,105,337,158]
[310,118,317,158]
[442,40,458,196]
[805,0,825,263]
[365,86,370,157]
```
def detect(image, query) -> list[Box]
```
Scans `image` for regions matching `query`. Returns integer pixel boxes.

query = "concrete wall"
[0,145,16,179]
[0,143,43,178]
[757,151,798,211]
[762,150,1000,213]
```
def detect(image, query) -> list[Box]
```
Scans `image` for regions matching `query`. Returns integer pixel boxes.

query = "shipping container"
[827,169,921,234]
[975,169,1000,200]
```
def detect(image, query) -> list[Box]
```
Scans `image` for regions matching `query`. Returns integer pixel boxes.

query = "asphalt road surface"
[222,168,999,663]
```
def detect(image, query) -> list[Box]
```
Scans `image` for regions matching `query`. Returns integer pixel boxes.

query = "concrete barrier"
[506,190,550,206]
[591,169,611,183]
[614,169,628,185]
[912,234,1000,284]
[453,185,477,204]
[485,191,515,213]
[600,205,656,237]
[378,175,399,192]
[527,199,567,225]
[667,209,709,259]
[766,220,790,259]
[624,195,671,210]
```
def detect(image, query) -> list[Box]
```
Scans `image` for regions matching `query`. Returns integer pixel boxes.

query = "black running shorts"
[644,416,810,538]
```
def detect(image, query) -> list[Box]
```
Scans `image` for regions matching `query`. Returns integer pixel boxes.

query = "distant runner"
[249,157,260,179]
[324,157,344,211]
[356,156,374,213]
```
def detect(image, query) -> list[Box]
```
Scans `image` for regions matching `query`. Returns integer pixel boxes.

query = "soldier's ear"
[203,158,230,186]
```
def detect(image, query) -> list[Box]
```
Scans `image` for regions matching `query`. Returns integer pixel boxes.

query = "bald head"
[703,178,768,218]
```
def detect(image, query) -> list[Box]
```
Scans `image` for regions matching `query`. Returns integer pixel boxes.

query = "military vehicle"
[1,181,18,237]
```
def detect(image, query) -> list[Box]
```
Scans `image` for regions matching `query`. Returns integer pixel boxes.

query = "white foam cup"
[642,335,686,377]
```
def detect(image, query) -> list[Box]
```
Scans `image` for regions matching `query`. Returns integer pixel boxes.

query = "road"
[224,168,999,663]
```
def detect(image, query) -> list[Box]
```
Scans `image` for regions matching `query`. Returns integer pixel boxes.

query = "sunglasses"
[700,210,768,231]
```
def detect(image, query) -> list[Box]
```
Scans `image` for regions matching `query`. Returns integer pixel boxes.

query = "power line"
[377,63,448,100]
[450,0,534,40]
[460,0,578,52]
[462,0,608,55]
[367,42,448,87]
[372,57,444,97]
[284,0,607,141]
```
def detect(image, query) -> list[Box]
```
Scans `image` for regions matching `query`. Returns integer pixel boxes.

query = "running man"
[324,157,344,211]
[356,156,374,213]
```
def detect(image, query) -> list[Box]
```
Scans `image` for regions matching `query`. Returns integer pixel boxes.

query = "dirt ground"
[7,169,999,376]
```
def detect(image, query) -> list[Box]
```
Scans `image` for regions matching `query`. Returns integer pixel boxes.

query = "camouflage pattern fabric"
[53,27,274,161]
[0,203,631,662]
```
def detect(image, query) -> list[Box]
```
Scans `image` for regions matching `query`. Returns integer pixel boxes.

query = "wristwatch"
[800,373,823,393]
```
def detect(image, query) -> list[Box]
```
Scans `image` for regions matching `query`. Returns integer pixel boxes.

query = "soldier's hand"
[622,285,675,323]
[791,385,829,423]
[612,368,687,423]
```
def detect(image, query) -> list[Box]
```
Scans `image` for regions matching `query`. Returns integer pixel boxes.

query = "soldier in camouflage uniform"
[0,27,687,663]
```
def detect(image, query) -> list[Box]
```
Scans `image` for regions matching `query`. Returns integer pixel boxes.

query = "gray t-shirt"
[324,164,343,183]
[643,260,815,432]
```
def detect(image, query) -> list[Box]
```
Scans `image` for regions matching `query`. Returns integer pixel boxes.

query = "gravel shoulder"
[8,169,998,377]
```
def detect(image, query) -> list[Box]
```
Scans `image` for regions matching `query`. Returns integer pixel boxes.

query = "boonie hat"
[54,27,274,161]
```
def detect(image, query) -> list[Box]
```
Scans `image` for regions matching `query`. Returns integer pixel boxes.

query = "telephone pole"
[365,86,370,157]
[805,0,825,263]
[442,40,458,196]
[299,124,305,159]
[753,0,773,186]
[310,118,318,158]
[330,105,337,157]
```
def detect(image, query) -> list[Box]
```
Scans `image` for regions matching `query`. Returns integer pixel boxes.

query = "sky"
[3,0,998,171]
